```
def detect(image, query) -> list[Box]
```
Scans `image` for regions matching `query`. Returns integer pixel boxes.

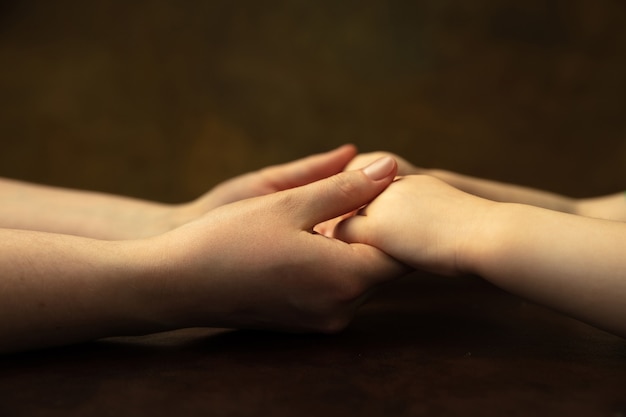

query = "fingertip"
[362,156,397,181]
[316,144,358,172]
[332,143,358,161]
[337,143,358,153]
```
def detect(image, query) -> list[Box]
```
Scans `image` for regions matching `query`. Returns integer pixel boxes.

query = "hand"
[334,175,496,276]
[174,144,359,225]
[144,156,409,333]
[314,151,424,237]
[342,151,421,176]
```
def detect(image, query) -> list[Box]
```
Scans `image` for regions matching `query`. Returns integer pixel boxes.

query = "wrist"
[125,226,225,332]
[91,239,176,336]
[113,237,186,333]
[456,201,515,277]
[97,236,201,337]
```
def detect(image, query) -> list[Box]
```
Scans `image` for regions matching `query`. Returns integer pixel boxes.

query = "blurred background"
[0,0,624,204]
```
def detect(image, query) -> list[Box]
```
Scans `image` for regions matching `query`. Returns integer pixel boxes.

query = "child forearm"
[424,170,626,222]
[424,169,578,214]
[466,203,626,337]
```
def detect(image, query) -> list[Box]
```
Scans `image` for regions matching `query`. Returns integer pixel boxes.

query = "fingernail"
[362,156,395,180]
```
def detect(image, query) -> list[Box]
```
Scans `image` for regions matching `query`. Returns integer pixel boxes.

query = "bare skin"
[332,152,626,338]
[340,151,626,221]
[0,147,406,353]
[0,144,363,239]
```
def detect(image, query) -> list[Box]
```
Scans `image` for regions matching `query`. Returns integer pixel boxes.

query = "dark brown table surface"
[1,272,624,417]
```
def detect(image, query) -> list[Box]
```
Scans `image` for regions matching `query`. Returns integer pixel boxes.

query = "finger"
[333,214,372,245]
[334,220,412,286]
[346,152,420,176]
[348,243,411,285]
[260,144,357,191]
[288,156,397,229]
[313,209,358,237]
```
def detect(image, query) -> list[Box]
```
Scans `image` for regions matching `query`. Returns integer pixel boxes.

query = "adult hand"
[143,156,409,333]
[175,144,359,225]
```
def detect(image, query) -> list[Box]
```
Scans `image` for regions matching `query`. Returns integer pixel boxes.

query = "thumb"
[289,156,397,229]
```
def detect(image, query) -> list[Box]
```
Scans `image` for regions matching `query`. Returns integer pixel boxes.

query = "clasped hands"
[142,144,462,336]
[4,144,624,353]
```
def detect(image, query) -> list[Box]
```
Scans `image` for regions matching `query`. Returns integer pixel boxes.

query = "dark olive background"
[1,0,624,203]
[1,4,626,416]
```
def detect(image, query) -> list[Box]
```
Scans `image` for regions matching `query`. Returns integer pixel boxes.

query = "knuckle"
[273,191,302,215]
[329,173,361,199]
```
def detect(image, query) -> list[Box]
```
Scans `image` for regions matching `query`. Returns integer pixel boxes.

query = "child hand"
[334,175,496,276]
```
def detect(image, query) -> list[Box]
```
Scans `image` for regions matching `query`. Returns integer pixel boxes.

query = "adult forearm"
[0,229,164,353]
[468,203,626,337]
[0,178,183,239]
